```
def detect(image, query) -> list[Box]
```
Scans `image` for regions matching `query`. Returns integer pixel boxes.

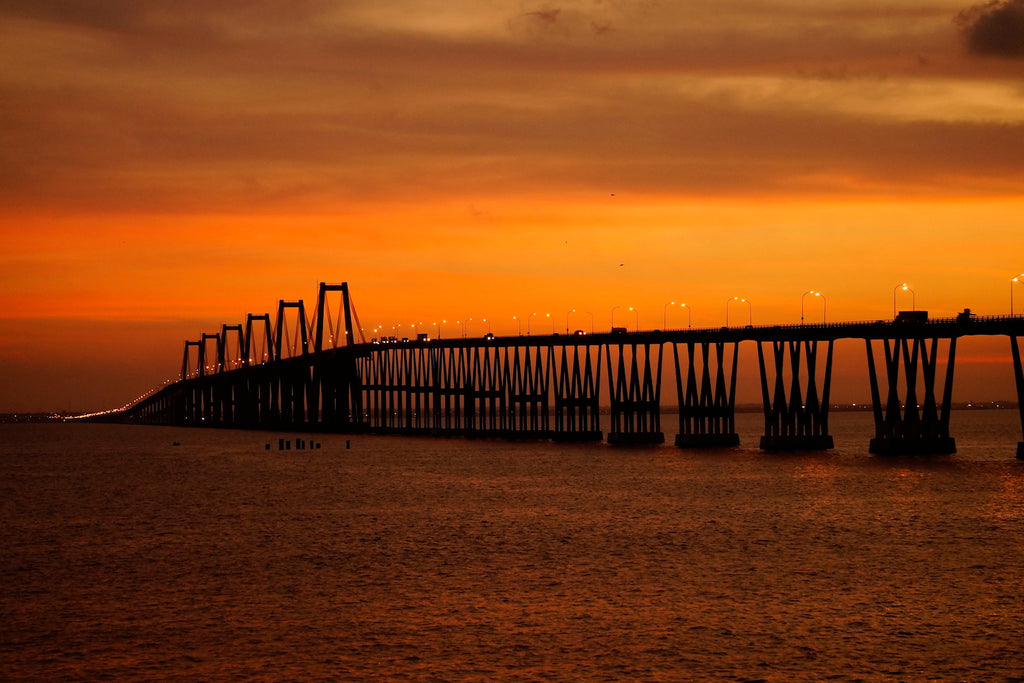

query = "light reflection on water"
[2,413,1024,681]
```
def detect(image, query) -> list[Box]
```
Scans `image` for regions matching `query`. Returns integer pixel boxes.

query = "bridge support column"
[756,340,834,450]
[506,345,552,439]
[431,346,475,437]
[673,341,740,447]
[866,336,957,455]
[551,345,603,442]
[606,343,664,444]
[467,345,508,437]
[1011,335,1024,460]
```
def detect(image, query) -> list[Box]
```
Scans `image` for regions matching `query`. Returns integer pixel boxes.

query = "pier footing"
[1017,442,1024,460]
[674,433,740,448]
[759,435,834,451]
[869,437,956,455]
[551,430,604,443]
[608,431,665,445]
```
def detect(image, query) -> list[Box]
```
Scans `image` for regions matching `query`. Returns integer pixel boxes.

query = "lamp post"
[611,305,620,329]
[663,301,675,329]
[585,310,595,334]
[629,306,639,331]
[527,312,536,336]
[726,297,750,326]
[547,312,554,334]
[566,308,576,334]
[801,290,825,325]
[680,303,692,328]
[513,316,521,335]
[893,283,915,318]
[1012,274,1024,316]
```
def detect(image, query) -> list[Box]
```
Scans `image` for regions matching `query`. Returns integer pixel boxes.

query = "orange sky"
[1,0,1023,412]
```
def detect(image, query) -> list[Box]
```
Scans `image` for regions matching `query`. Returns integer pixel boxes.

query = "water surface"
[3,414,1024,681]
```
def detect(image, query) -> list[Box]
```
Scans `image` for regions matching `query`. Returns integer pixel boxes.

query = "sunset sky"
[2,0,1023,412]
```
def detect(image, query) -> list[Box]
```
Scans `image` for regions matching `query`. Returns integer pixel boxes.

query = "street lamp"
[680,303,692,328]
[663,301,675,329]
[513,315,521,335]
[547,312,554,334]
[527,312,536,335]
[566,308,576,334]
[629,306,639,331]
[726,297,751,326]
[893,283,915,318]
[585,311,595,334]
[801,290,826,325]
[1012,274,1024,316]
[611,305,620,329]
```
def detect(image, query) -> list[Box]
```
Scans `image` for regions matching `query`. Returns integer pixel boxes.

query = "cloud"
[1,0,1022,213]
[957,0,1024,58]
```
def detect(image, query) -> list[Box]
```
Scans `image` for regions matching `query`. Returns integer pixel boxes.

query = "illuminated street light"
[566,308,576,334]
[726,297,751,326]
[663,301,675,329]
[527,312,537,336]
[629,306,639,331]
[893,283,915,318]
[680,303,692,328]
[513,315,522,335]
[546,312,554,334]
[611,305,620,329]
[1012,273,1024,316]
[801,290,826,325]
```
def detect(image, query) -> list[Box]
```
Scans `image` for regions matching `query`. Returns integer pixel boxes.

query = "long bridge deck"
[90,283,1024,458]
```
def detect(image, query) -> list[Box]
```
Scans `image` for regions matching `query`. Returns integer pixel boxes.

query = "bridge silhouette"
[98,282,1024,458]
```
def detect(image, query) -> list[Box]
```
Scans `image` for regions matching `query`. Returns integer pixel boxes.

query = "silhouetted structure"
[102,282,1024,457]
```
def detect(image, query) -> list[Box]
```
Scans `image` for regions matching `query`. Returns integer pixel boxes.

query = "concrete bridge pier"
[866,336,957,455]
[672,341,740,447]
[756,339,835,450]
[550,345,603,442]
[1010,336,1024,460]
[606,342,664,444]
[505,345,552,439]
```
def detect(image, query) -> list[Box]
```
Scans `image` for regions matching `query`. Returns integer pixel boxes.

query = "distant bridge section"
[92,283,1024,458]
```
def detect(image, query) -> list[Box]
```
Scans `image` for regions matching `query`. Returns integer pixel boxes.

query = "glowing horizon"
[2,0,1023,411]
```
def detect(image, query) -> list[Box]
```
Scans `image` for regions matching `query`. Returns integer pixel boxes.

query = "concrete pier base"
[551,430,604,443]
[1016,442,1024,460]
[869,437,956,455]
[760,435,834,451]
[674,433,740,448]
[608,431,665,445]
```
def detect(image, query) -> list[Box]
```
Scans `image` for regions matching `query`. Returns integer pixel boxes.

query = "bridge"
[93,282,1024,458]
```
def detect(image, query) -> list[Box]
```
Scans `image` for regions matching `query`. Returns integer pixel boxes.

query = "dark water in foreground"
[3,413,1024,681]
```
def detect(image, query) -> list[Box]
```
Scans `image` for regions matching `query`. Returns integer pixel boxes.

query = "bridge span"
[97,282,1024,457]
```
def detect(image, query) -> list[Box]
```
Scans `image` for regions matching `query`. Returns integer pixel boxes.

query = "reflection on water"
[2,414,1024,681]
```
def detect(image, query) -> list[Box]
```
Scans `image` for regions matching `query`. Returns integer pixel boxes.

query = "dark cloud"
[957,0,1024,58]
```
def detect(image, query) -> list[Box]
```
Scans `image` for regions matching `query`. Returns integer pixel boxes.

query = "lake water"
[3,412,1024,681]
